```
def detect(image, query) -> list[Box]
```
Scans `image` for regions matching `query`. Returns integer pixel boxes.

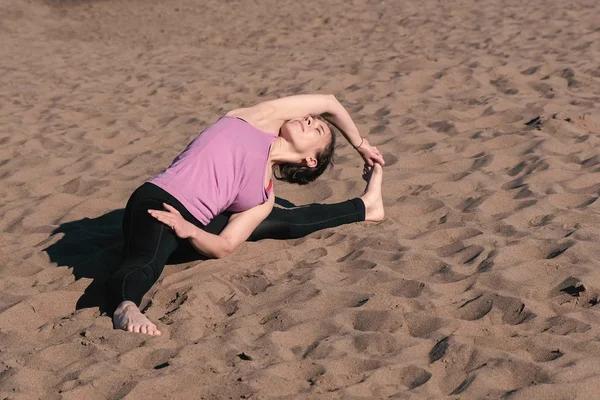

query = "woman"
[108,94,385,336]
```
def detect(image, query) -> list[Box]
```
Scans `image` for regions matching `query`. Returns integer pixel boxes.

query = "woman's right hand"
[148,203,198,239]
[356,138,385,166]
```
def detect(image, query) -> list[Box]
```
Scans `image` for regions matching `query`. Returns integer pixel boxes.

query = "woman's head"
[275,115,336,185]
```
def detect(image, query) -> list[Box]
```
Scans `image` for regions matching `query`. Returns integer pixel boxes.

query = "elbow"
[213,248,229,259]
[327,94,340,112]
[214,240,234,259]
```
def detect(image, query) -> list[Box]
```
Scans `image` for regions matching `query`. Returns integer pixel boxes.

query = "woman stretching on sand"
[108,94,385,336]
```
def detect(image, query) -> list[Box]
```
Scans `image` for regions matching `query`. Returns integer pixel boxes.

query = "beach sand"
[1,0,600,398]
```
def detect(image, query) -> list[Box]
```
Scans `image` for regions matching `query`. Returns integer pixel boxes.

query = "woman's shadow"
[43,197,297,314]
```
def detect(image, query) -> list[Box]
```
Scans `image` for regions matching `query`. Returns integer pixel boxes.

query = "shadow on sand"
[43,197,297,313]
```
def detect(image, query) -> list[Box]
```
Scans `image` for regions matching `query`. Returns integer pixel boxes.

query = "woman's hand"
[148,203,197,239]
[356,138,385,166]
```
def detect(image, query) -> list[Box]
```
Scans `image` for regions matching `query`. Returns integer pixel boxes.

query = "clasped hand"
[148,203,197,239]
[356,137,385,166]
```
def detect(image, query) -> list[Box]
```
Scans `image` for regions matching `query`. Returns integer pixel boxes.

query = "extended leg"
[249,198,365,240]
[250,163,384,240]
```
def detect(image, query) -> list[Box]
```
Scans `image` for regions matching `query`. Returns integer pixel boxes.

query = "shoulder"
[225,105,282,134]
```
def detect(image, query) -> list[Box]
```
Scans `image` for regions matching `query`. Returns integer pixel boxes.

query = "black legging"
[106,183,365,312]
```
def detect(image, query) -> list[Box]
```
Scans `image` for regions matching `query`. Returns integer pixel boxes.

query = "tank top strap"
[265,179,273,197]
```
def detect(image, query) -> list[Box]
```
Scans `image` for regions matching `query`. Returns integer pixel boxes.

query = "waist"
[133,182,205,227]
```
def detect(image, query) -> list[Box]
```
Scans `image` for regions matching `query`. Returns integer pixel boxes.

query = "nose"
[305,115,313,126]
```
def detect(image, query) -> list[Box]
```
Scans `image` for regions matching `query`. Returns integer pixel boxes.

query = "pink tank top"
[149,116,276,225]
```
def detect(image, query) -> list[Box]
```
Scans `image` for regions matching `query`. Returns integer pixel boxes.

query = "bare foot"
[113,301,162,336]
[360,163,385,222]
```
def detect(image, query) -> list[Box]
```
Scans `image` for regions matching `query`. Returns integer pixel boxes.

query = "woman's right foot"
[360,163,385,222]
[113,301,162,336]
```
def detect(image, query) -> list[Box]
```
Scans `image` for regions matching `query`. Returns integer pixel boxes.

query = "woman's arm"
[148,197,274,259]
[228,94,384,165]
[228,94,335,125]
[321,97,385,166]
[188,195,275,258]
[233,94,363,145]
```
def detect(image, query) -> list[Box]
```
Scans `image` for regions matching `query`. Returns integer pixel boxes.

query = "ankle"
[362,196,384,222]
[360,193,374,209]
[115,300,137,313]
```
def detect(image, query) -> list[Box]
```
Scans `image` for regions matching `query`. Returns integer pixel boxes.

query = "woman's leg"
[250,163,384,240]
[168,198,367,262]
[107,183,202,335]
[249,198,365,240]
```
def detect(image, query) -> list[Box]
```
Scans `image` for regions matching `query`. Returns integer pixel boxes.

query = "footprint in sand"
[396,195,445,215]
[436,241,485,264]
[428,120,457,135]
[218,294,239,317]
[282,284,322,304]
[550,277,600,308]
[580,154,600,169]
[405,313,444,338]
[548,193,597,209]
[399,365,432,389]
[389,279,425,298]
[428,336,450,364]
[457,195,488,213]
[118,347,179,370]
[526,344,564,362]
[456,293,494,321]
[304,247,328,263]
[470,152,493,170]
[233,270,271,296]
[61,177,107,197]
[521,65,540,76]
[543,315,591,335]
[545,240,575,259]
[448,374,476,396]
[490,75,519,95]
[477,250,497,272]
[352,310,402,332]
[495,296,534,325]
[259,310,298,332]
[352,332,399,355]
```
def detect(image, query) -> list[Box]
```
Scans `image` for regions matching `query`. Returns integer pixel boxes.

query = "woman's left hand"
[356,138,385,166]
[148,203,197,239]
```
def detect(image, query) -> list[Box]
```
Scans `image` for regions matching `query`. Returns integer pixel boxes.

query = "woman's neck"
[267,137,304,167]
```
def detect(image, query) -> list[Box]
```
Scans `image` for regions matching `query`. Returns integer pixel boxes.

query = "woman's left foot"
[360,163,385,222]
[113,301,162,336]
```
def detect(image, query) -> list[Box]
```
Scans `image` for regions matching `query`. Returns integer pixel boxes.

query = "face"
[279,115,332,167]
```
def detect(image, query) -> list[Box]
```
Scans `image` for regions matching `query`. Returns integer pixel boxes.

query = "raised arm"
[228,94,384,166]
[321,96,385,166]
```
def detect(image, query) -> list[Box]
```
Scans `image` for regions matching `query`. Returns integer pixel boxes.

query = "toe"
[149,326,161,336]
[140,325,148,335]
[132,325,141,333]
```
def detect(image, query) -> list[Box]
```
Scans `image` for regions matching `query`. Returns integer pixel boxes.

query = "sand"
[1,0,600,398]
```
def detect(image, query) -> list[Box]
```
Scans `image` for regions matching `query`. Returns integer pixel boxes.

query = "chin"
[279,121,296,139]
